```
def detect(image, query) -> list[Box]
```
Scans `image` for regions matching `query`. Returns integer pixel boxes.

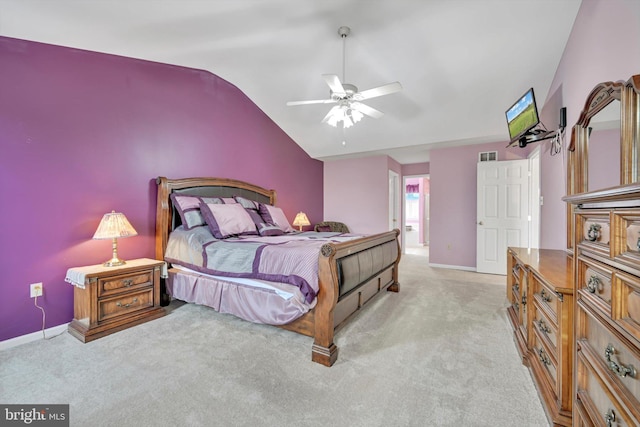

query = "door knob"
[478,221,484,225]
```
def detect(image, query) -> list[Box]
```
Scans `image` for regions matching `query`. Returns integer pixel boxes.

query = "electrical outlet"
[30,282,43,298]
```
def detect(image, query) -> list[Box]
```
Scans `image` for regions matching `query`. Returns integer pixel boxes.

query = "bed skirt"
[166,268,314,325]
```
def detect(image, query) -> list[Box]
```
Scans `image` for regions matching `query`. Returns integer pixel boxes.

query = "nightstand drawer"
[98,288,154,322]
[98,270,154,297]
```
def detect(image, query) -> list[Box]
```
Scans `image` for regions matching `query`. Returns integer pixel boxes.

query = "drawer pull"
[604,409,616,427]
[537,347,550,366]
[116,298,138,309]
[605,344,637,378]
[535,318,551,335]
[540,289,552,303]
[123,279,134,287]
[586,275,601,294]
[587,223,601,242]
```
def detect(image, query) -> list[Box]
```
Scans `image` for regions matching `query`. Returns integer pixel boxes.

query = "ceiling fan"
[286,26,402,128]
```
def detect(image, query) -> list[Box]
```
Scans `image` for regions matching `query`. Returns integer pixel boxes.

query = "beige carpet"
[0,254,548,426]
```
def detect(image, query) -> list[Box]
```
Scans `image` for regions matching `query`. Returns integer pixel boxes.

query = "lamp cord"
[34,295,46,339]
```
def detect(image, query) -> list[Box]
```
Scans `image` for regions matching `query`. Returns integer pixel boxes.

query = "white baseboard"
[428,263,476,272]
[0,323,69,351]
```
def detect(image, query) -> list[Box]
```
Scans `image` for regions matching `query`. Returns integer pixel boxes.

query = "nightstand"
[66,258,166,342]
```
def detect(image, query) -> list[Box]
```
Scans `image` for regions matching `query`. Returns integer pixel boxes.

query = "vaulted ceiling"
[0,0,582,163]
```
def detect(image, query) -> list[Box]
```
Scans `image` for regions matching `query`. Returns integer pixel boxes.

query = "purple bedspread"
[166,230,359,303]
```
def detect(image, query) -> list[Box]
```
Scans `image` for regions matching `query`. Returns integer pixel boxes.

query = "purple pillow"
[234,196,260,210]
[316,225,332,232]
[245,208,284,236]
[258,204,295,232]
[170,194,236,230]
[200,202,258,239]
[170,194,208,229]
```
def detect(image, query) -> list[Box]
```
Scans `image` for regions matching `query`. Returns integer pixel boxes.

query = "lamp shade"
[93,211,137,267]
[292,212,310,231]
[93,211,138,240]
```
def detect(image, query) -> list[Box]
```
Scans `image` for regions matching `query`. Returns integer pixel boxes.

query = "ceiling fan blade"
[321,105,342,124]
[356,81,403,100]
[286,99,336,106]
[350,102,384,119]
[322,74,346,96]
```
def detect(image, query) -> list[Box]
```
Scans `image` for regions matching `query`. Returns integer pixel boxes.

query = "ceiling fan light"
[349,109,364,123]
[327,115,339,127]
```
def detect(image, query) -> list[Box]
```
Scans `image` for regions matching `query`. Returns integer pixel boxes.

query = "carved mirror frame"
[566,75,640,251]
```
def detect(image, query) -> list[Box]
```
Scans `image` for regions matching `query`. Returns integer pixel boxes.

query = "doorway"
[403,175,430,257]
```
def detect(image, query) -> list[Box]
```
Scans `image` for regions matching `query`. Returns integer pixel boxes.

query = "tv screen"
[505,88,540,142]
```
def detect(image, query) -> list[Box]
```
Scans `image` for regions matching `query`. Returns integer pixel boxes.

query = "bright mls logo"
[1,405,69,426]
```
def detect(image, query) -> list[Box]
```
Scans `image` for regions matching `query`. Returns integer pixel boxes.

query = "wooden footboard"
[279,230,401,366]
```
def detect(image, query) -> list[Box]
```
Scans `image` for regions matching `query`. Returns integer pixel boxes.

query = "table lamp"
[93,211,138,266]
[292,212,310,231]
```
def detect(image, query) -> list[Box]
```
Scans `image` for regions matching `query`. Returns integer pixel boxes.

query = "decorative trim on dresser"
[507,247,574,426]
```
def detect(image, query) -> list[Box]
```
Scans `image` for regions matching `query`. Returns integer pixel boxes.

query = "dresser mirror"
[565,75,640,250]
[586,100,621,191]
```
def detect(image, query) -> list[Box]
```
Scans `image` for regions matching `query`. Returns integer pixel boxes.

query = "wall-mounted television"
[505,88,540,142]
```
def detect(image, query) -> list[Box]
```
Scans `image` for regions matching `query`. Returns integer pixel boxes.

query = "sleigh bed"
[155,176,400,366]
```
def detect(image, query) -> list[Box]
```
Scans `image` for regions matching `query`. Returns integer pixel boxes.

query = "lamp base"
[103,258,126,267]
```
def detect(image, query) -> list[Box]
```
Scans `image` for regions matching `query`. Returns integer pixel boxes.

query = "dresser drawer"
[614,271,640,345]
[533,304,558,354]
[575,349,634,427]
[580,213,611,257]
[577,256,613,315]
[532,274,559,325]
[578,304,640,419]
[98,270,155,297]
[532,330,558,393]
[98,288,154,322]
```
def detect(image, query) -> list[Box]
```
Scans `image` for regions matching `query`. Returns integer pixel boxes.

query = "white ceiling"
[0,0,582,164]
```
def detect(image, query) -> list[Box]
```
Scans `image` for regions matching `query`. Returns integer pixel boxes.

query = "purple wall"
[0,37,323,341]
[324,156,393,234]
[539,0,640,249]
[429,142,527,268]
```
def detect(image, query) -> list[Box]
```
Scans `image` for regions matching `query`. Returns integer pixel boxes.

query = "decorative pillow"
[316,225,332,232]
[170,194,234,230]
[170,194,207,229]
[244,208,284,236]
[257,223,285,236]
[200,202,258,239]
[258,204,295,233]
[234,196,260,210]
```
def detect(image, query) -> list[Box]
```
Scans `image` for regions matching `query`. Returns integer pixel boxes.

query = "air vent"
[479,151,498,162]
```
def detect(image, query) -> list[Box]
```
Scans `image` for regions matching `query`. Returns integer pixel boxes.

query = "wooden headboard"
[155,176,276,260]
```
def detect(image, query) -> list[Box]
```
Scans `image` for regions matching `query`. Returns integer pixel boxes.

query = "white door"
[476,159,530,275]
[389,170,400,231]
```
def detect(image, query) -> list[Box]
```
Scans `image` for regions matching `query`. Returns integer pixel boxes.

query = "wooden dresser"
[507,247,574,426]
[565,187,640,426]
[563,75,640,426]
